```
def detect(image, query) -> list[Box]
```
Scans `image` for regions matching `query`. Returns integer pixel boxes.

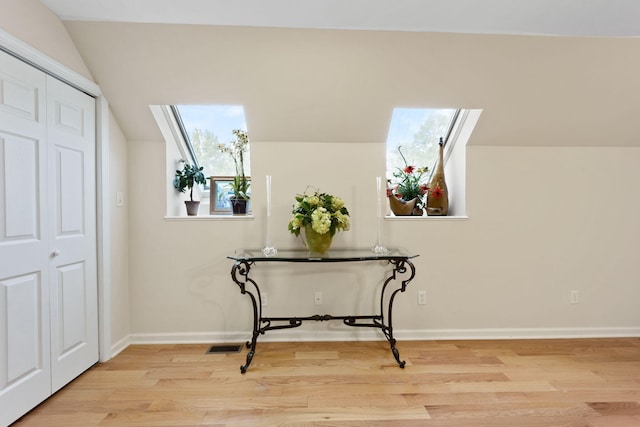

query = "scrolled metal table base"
[229,251,417,373]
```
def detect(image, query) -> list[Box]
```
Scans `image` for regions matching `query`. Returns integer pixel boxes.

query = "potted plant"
[387,146,429,216]
[173,162,206,215]
[218,129,251,214]
[287,189,350,253]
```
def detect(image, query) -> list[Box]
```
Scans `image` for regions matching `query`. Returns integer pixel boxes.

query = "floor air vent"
[206,344,242,354]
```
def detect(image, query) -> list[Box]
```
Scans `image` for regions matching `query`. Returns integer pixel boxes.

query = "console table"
[228,248,418,373]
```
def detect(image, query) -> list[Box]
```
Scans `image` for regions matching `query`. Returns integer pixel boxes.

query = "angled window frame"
[386,107,460,183]
[386,107,478,218]
[170,104,250,192]
[171,105,200,171]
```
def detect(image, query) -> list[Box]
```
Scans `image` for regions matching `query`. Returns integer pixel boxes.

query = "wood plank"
[11,338,640,426]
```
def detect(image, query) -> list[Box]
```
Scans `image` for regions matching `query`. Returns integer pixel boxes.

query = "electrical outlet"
[418,290,427,305]
[262,292,268,307]
[314,291,322,305]
[570,290,579,304]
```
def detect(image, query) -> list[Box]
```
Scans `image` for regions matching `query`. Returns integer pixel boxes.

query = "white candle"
[266,175,272,217]
[373,175,388,254]
[262,174,277,256]
[376,176,382,219]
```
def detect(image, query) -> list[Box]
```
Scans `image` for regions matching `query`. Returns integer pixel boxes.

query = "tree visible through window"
[173,105,250,179]
[386,108,458,182]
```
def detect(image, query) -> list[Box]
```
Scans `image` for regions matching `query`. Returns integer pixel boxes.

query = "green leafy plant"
[218,129,250,200]
[389,146,429,209]
[173,162,206,201]
[288,189,350,237]
[229,175,250,201]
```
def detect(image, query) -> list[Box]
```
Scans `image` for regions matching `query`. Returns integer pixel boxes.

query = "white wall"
[435,146,640,335]
[56,21,639,343]
[63,23,640,148]
[8,12,635,344]
[128,138,640,342]
[130,139,388,339]
[109,110,130,351]
[0,0,93,80]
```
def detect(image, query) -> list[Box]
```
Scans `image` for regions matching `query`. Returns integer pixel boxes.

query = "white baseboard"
[127,326,640,347]
[110,335,131,358]
[396,326,640,341]
[129,329,382,344]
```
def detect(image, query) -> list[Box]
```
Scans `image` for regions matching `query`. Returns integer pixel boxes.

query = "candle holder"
[372,176,388,255]
[262,175,278,257]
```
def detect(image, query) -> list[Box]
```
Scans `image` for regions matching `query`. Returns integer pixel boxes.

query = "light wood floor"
[12,338,640,426]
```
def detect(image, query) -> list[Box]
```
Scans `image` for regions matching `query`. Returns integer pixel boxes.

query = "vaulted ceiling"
[40,0,640,37]
[39,0,640,146]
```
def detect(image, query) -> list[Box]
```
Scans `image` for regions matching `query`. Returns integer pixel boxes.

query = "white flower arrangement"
[288,190,350,236]
[217,129,250,200]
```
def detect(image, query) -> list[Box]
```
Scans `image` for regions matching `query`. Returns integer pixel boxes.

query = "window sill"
[164,215,466,221]
[165,214,254,221]
[385,215,468,220]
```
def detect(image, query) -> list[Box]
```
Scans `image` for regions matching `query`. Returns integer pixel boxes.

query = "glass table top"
[228,248,419,262]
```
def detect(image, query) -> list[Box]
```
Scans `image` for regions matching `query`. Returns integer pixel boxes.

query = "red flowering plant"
[388,146,429,209]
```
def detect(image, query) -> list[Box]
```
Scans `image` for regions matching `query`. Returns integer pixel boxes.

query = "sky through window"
[174,105,249,178]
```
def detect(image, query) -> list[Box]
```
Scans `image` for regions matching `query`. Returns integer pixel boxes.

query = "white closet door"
[46,76,98,392]
[0,51,99,426]
[0,51,51,427]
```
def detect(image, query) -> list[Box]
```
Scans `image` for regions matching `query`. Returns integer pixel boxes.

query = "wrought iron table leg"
[241,332,259,373]
[380,258,415,368]
[390,338,406,368]
[231,260,262,373]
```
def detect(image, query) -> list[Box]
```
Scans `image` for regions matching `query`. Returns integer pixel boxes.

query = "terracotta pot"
[388,195,418,216]
[185,200,200,216]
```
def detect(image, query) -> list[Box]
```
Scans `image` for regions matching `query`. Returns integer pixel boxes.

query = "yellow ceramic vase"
[303,224,333,253]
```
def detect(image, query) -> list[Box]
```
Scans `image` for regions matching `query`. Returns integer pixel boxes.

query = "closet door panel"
[0,50,51,427]
[46,76,98,393]
[54,262,87,354]
[1,133,40,242]
[0,64,41,124]
[1,273,47,381]
[55,145,84,235]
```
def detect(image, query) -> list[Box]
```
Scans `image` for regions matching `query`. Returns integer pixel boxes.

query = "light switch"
[116,191,124,207]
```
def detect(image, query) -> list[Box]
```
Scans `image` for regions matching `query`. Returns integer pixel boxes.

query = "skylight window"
[172,105,250,179]
[386,108,458,181]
